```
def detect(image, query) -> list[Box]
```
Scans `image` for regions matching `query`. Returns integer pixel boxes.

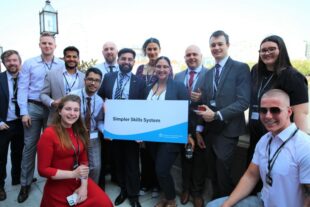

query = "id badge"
[251,112,259,120]
[210,100,216,107]
[90,130,98,139]
[73,160,79,170]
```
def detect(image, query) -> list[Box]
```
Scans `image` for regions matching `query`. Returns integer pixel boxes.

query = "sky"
[1,0,310,69]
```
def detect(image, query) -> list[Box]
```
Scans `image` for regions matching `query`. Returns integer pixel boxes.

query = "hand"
[196,105,215,122]
[74,185,88,204]
[73,164,89,179]
[51,99,61,108]
[196,132,206,149]
[0,123,9,130]
[187,134,195,151]
[22,115,32,128]
[190,88,202,102]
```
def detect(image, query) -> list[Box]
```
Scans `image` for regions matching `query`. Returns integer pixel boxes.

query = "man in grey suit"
[40,46,85,124]
[196,30,251,198]
[174,45,208,207]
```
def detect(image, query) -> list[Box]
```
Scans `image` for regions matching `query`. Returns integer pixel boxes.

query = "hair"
[118,48,136,58]
[154,56,174,78]
[40,32,55,39]
[1,50,22,64]
[63,46,80,57]
[52,95,89,149]
[85,67,102,79]
[210,30,229,44]
[261,89,290,106]
[142,37,161,56]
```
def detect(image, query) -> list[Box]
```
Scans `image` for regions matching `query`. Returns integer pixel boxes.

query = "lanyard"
[116,73,130,98]
[150,84,166,100]
[267,128,299,175]
[63,72,78,94]
[71,132,80,167]
[81,90,96,119]
[257,74,274,102]
[41,56,54,71]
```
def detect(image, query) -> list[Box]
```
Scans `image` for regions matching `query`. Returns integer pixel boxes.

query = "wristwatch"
[214,111,220,120]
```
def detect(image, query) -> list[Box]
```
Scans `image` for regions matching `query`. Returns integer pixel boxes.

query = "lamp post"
[39,0,58,35]
[0,46,3,72]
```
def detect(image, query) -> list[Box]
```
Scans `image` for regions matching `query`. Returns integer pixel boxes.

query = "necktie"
[108,65,114,73]
[13,77,20,117]
[114,74,125,99]
[214,64,221,87]
[188,70,196,89]
[85,97,91,131]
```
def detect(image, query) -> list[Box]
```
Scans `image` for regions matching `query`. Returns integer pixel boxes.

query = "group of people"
[0,29,309,207]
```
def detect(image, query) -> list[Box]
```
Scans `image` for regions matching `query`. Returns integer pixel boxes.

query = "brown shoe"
[17,186,30,203]
[154,199,167,207]
[193,196,204,207]
[0,187,6,201]
[165,199,177,207]
[180,191,190,204]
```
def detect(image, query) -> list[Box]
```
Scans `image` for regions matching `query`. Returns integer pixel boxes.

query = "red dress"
[37,127,113,207]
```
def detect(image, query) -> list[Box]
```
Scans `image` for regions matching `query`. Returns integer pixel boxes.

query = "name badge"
[210,100,216,107]
[251,112,259,120]
[90,130,98,139]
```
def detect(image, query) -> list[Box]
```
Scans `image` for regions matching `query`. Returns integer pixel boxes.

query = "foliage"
[291,60,310,76]
[78,59,98,72]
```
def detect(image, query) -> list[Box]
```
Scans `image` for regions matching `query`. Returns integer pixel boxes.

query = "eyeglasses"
[258,47,278,55]
[259,107,282,115]
[85,78,101,83]
[156,65,170,69]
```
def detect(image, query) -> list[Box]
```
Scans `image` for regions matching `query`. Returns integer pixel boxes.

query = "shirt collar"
[269,123,297,142]
[216,56,229,68]
[118,71,132,78]
[188,65,202,73]
[62,67,78,75]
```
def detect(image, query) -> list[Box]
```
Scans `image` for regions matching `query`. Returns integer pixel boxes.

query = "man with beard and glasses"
[17,32,64,203]
[71,67,104,184]
[0,50,24,201]
[98,48,146,207]
[95,41,119,79]
[41,46,85,124]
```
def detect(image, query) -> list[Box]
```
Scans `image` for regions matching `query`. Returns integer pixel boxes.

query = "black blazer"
[0,72,10,122]
[98,71,146,100]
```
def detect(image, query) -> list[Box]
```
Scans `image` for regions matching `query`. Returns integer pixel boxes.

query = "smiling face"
[3,53,21,75]
[59,101,80,128]
[259,41,280,71]
[155,58,171,81]
[209,35,229,62]
[118,52,135,74]
[84,72,101,95]
[64,50,79,70]
[185,45,202,69]
[260,96,292,136]
[102,42,118,64]
[39,36,56,56]
[145,42,161,62]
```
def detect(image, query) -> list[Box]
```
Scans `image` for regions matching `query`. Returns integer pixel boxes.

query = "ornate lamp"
[39,0,58,35]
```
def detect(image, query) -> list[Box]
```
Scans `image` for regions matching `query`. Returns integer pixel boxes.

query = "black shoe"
[130,199,141,207]
[0,187,6,201]
[114,191,127,206]
[17,186,30,203]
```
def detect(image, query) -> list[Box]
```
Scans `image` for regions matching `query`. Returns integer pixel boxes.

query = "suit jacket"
[98,71,146,100]
[201,57,250,137]
[0,72,10,122]
[174,66,208,134]
[40,68,85,122]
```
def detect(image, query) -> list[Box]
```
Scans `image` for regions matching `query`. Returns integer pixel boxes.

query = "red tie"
[85,97,91,131]
[188,70,195,89]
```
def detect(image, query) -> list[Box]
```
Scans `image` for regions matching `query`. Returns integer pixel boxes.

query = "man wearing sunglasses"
[206,89,310,207]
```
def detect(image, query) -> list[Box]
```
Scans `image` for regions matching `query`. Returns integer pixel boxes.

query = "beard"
[119,63,133,74]
[65,62,77,70]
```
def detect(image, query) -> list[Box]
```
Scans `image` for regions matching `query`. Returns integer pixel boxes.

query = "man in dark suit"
[0,50,24,201]
[196,30,251,198]
[174,45,208,207]
[98,48,145,207]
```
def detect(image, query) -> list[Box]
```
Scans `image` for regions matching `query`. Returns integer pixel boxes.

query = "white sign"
[104,100,188,143]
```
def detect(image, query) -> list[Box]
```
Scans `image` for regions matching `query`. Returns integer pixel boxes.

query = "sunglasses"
[259,107,282,115]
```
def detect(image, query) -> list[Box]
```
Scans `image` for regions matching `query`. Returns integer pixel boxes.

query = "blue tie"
[115,73,125,99]
[214,64,221,87]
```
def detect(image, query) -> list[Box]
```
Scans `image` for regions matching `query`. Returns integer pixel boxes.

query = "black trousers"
[113,140,140,198]
[140,146,159,189]
[205,132,238,198]
[0,120,24,187]
[181,144,207,196]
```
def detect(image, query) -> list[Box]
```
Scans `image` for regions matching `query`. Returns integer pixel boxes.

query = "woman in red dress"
[37,95,113,207]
